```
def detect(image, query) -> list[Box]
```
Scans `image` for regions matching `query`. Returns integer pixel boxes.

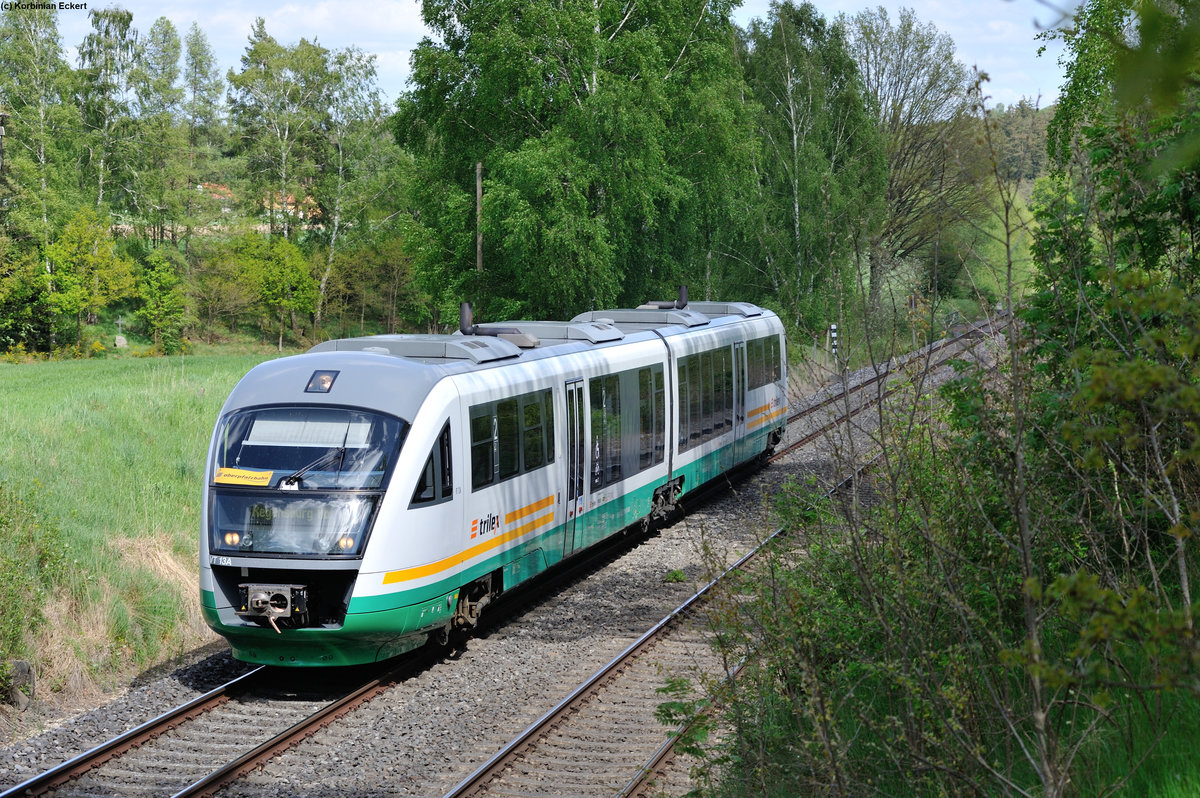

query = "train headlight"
[224,531,241,547]
[337,536,355,551]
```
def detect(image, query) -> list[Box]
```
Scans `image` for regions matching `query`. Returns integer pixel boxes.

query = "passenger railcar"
[200,295,787,666]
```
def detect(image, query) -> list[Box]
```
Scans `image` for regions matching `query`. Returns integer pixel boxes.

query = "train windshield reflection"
[212,407,407,490]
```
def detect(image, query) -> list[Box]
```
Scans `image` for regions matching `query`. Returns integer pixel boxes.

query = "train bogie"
[200,296,787,666]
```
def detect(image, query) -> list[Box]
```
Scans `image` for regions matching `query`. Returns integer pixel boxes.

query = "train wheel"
[453,573,499,630]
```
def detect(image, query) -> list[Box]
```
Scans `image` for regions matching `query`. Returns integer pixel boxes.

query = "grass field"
[0,353,280,697]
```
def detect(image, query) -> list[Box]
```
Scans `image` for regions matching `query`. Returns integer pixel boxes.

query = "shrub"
[0,485,66,665]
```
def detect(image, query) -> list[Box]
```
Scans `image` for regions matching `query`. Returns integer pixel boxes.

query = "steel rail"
[618,454,887,797]
[171,654,435,798]
[783,321,992,428]
[443,491,784,798]
[0,667,266,798]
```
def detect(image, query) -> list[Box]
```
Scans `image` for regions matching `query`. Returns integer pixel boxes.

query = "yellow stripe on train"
[383,497,557,585]
[506,495,554,524]
[748,404,788,430]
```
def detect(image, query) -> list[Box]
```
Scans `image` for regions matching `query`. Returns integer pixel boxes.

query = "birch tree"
[76,6,139,212]
[227,18,329,238]
[742,1,885,330]
[843,6,984,311]
[399,0,754,318]
[0,8,81,249]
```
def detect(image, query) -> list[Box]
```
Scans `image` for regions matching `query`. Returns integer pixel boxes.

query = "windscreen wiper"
[282,447,346,487]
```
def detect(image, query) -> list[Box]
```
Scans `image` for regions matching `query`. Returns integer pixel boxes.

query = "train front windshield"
[209,407,407,557]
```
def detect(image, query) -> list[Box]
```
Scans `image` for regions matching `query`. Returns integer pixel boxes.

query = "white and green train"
[200,294,787,666]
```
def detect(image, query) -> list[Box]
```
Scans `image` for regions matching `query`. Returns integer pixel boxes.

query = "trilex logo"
[471,512,501,539]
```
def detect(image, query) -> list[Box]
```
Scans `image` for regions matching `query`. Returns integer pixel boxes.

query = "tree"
[42,208,134,345]
[130,17,185,246]
[311,45,388,325]
[398,0,753,319]
[843,6,985,311]
[181,23,227,263]
[76,6,139,212]
[227,19,329,238]
[1039,0,1134,165]
[0,238,53,351]
[136,248,185,352]
[187,238,257,341]
[0,8,83,250]
[233,233,316,349]
[740,1,885,331]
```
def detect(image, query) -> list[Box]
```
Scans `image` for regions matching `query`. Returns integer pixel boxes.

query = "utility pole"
[0,112,9,228]
[475,161,483,273]
[0,112,8,174]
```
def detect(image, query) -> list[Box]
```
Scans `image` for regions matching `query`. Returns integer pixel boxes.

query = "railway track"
[443,539,754,797]
[442,458,892,798]
[0,657,433,798]
[774,318,1003,459]
[442,322,1006,798]
[2,319,1005,798]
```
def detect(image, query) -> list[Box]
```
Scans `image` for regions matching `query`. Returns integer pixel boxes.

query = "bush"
[0,485,65,665]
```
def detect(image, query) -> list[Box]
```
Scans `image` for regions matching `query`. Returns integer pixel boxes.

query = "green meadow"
[0,353,278,694]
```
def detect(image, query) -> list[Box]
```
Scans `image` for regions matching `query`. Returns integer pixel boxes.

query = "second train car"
[200,295,787,665]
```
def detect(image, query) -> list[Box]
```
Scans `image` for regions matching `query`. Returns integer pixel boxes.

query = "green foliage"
[399,0,755,319]
[484,135,619,317]
[654,675,713,758]
[682,10,1200,790]
[989,99,1053,183]
[227,19,329,238]
[844,6,986,312]
[136,249,186,353]
[42,208,135,345]
[0,238,53,351]
[0,7,84,248]
[232,233,317,349]
[0,484,65,665]
[77,7,139,209]
[130,18,188,248]
[739,1,885,332]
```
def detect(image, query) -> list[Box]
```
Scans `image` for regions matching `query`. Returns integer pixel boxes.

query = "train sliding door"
[563,379,587,556]
[732,341,748,463]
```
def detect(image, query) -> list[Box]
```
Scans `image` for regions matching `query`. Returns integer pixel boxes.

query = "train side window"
[749,338,766,388]
[411,423,452,507]
[497,399,520,480]
[769,336,781,383]
[412,456,436,504]
[590,374,622,489]
[522,396,544,471]
[471,389,555,490]
[638,368,653,469]
[543,390,555,464]
[470,409,495,490]
[437,422,453,496]
[688,355,702,446]
[701,349,714,440]
[590,378,602,490]
[606,375,622,483]
[635,365,666,471]
[715,348,724,432]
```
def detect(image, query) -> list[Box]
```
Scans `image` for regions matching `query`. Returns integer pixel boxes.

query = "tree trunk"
[867,244,885,313]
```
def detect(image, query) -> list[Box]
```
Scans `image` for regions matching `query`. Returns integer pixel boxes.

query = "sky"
[53,0,1072,110]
